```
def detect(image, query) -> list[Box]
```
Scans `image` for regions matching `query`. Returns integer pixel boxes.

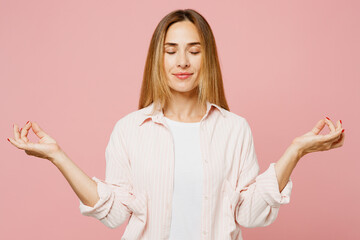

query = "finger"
[330,132,345,149]
[14,123,27,144]
[335,120,341,131]
[334,130,345,144]
[31,122,48,139]
[7,137,17,147]
[323,127,343,143]
[332,119,343,133]
[334,120,344,141]
[13,123,21,141]
[324,117,336,132]
[7,137,28,150]
[332,130,342,143]
[20,121,31,142]
[312,119,326,135]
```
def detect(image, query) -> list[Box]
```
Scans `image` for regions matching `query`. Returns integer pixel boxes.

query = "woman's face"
[163,21,202,94]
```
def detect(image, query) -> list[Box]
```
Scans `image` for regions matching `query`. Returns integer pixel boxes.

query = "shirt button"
[202,230,207,235]
[204,195,208,200]
[204,158,208,163]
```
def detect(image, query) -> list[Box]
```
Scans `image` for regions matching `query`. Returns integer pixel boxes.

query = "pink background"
[1,0,359,239]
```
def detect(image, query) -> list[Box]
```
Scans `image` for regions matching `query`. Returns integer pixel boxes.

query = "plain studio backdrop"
[1,0,359,239]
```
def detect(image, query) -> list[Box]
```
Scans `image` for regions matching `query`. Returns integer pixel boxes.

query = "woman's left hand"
[292,118,345,157]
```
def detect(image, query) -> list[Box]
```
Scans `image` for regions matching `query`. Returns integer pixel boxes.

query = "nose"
[176,51,190,68]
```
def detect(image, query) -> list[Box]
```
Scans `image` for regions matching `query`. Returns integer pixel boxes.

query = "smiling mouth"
[173,74,193,79]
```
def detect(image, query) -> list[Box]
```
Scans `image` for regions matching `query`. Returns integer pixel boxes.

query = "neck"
[163,89,206,122]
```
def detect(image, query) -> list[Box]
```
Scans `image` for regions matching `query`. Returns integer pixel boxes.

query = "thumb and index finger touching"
[315,117,344,142]
[8,121,48,148]
[30,121,48,139]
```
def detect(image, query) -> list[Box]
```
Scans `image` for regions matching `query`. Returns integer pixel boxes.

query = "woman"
[7,9,345,240]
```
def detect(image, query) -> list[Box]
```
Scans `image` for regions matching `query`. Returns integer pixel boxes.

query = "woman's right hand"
[7,121,63,162]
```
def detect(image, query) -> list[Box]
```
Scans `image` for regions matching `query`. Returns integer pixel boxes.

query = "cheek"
[163,56,174,71]
[193,57,202,70]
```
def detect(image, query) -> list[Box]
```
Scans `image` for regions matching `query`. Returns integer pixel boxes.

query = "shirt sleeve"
[225,119,293,228]
[78,120,148,229]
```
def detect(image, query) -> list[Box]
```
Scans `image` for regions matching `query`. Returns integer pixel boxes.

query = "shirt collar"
[138,101,226,126]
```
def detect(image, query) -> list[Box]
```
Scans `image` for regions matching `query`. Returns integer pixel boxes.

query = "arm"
[8,120,148,230]
[232,117,344,228]
[274,144,301,193]
[53,121,148,229]
[51,151,100,207]
[227,119,293,228]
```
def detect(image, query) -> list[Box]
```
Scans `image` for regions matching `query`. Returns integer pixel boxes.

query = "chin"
[168,84,198,94]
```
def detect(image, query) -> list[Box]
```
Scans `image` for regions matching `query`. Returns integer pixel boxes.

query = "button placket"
[160,115,175,237]
[200,122,210,238]
[203,153,209,201]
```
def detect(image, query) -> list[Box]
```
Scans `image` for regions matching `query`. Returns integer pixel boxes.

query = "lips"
[173,73,193,79]
[173,73,193,76]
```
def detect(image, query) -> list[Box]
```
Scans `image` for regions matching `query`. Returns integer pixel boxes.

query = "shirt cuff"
[255,163,293,208]
[79,176,113,219]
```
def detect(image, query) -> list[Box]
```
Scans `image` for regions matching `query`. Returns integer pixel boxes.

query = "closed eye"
[166,52,200,55]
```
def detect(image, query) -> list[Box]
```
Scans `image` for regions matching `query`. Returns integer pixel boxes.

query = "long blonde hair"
[138,9,230,114]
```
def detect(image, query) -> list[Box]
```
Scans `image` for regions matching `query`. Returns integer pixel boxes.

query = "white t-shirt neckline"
[164,116,201,126]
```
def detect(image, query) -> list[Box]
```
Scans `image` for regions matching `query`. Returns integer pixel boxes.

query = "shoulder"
[221,111,256,154]
[221,109,252,133]
[111,107,148,133]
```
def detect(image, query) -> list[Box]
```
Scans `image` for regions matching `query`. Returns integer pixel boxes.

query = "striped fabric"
[79,101,293,240]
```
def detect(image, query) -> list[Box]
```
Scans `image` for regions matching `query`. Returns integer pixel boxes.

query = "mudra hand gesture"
[292,117,345,157]
[7,121,63,162]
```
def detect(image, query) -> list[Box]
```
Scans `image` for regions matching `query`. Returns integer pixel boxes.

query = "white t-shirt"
[164,116,203,240]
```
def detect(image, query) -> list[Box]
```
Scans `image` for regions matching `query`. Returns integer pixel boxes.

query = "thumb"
[31,122,48,139]
[311,119,326,135]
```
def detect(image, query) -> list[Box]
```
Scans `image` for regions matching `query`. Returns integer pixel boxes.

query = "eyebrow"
[164,42,201,46]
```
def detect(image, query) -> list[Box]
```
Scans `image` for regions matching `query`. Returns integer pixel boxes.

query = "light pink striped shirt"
[79,101,293,240]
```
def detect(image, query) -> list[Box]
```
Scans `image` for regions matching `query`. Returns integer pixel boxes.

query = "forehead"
[164,21,201,44]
